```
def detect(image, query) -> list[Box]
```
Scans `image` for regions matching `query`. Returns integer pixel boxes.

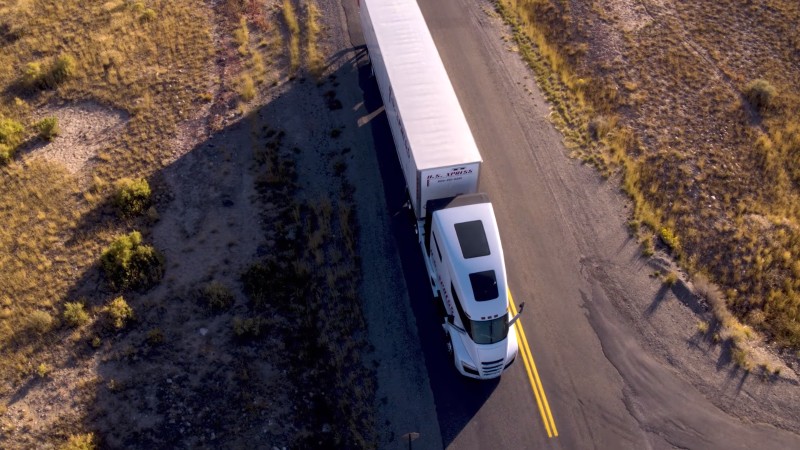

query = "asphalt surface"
[344,0,800,448]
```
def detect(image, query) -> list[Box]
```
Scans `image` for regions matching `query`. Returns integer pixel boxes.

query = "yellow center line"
[509,290,559,438]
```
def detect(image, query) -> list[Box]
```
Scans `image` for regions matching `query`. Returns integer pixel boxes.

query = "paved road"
[347,0,800,448]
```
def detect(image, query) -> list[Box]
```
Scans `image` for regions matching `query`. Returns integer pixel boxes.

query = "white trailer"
[360,0,522,380]
[359,0,482,219]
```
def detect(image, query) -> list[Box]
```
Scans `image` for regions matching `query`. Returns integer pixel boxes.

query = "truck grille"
[481,358,505,377]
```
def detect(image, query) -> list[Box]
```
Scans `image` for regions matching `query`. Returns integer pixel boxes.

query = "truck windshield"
[469,315,509,345]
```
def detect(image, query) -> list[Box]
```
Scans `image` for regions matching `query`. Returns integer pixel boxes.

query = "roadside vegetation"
[0,0,374,448]
[495,0,800,363]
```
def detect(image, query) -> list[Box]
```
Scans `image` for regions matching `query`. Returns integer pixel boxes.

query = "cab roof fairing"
[433,202,509,319]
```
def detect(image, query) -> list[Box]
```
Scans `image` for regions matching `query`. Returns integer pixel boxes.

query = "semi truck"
[360,0,523,379]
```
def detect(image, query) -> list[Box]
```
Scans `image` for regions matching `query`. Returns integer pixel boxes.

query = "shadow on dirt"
[646,278,704,317]
[29,53,377,448]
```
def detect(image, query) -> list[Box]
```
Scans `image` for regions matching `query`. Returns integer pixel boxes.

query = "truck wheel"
[434,295,446,317]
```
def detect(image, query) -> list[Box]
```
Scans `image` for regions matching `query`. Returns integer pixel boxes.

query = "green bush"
[113,178,151,216]
[659,227,680,252]
[745,79,777,111]
[100,231,164,290]
[0,143,14,165]
[22,61,45,88]
[51,54,76,84]
[0,118,24,164]
[105,296,133,329]
[21,54,76,90]
[63,302,90,327]
[36,116,59,141]
[0,117,24,146]
[36,362,52,378]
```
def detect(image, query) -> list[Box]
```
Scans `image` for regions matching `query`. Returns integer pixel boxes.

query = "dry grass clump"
[694,274,755,369]
[282,0,301,73]
[305,2,323,78]
[233,14,272,103]
[497,0,800,348]
[198,281,235,312]
[60,433,96,450]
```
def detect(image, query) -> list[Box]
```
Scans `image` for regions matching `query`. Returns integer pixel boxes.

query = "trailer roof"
[363,0,482,169]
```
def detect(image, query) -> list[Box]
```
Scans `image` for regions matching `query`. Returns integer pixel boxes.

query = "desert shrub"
[232,316,265,338]
[60,433,96,450]
[140,8,157,22]
[130,1,145,13]
[100,231,164,290]
[238,74,256,101]
[27,310,54,334]
[745,79,777,111]
[0,118,24,164]
[732,347,753,371]
[659,227,679,252]
[588,114,616,141]
[199,281,234,311]
[51,54,76,84]
[36,362,52,378]
[22,61,45,88]
[694,275,726,316]
[36,116,59,141]
[112,177,151,216]
[0,143,14,165]
[0,117,24,146]
[21,54,76,90]
[105,296,133,329]
[663,271,678,286]
[63,302,90,327]
[146,328,164,345]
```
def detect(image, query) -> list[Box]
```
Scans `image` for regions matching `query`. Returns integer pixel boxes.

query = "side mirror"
[509,302,525,327]
[446,314,454,324]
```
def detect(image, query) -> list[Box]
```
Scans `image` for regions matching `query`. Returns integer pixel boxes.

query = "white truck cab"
[423,194,521,379]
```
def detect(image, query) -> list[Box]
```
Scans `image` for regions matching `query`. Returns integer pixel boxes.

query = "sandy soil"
[23,102,129,175]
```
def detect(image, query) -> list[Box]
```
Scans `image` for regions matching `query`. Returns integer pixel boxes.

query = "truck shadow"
[357,57,498,447]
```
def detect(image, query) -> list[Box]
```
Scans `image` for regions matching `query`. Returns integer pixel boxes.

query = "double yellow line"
[509,290,558,438]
